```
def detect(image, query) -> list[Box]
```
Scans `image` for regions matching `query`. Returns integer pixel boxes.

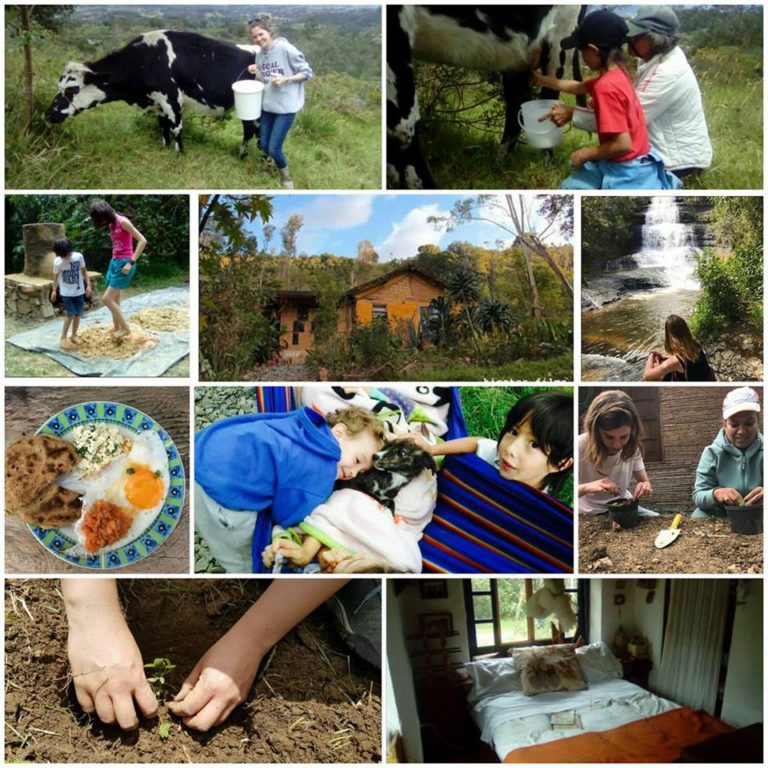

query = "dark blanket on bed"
[503,707,731,763]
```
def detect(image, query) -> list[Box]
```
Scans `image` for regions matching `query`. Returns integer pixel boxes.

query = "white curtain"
[655,579,729,713]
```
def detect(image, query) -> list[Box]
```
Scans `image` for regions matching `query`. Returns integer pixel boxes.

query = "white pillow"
[575,641,623,683]
[464,657,522,704]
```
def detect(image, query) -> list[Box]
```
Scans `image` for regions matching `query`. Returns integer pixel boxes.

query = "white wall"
[721,579,763,727]
[386,582,423,763]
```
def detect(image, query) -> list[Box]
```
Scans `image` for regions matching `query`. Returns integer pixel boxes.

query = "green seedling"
[144,657,176,694]
[157,722,173,741]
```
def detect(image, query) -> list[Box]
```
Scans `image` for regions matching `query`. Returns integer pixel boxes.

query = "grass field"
[413,45,762,190]
[5,48,381,190]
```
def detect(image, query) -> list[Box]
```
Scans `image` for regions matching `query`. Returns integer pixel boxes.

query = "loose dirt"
[5,580,381,764]
[74,323,158,358]
[130,306,189,331]
[579,515,763,574]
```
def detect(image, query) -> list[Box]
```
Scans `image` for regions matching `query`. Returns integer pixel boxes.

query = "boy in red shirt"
[535,9,680,190]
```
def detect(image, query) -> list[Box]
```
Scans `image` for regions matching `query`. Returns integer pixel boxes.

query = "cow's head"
[46,62,107,123]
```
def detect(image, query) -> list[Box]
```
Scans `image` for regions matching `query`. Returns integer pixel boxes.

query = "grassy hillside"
[5,9,381,189]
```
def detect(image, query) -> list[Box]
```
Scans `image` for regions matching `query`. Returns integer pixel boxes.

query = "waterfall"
[632,197,701,289]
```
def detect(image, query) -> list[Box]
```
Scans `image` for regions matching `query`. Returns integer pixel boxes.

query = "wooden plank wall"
[645,388,758,511]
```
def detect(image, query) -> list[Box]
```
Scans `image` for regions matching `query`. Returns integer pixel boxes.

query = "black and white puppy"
[338,440,437,511]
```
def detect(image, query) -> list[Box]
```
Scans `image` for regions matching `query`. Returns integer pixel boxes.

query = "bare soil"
[5,580,381,764]
[579,515,763,574]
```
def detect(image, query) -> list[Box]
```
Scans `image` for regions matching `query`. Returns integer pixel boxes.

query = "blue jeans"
[259,111,296,169]
[62,294,85,317]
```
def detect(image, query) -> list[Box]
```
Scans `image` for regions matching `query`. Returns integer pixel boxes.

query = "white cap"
[722,387,761,420]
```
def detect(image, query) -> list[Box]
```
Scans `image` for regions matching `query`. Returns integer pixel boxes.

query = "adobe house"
[272,266,445,363]
[341,265,445,333]
[267,290,320,364]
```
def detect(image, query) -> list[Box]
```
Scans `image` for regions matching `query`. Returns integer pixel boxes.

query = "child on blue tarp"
[195,405,386,572]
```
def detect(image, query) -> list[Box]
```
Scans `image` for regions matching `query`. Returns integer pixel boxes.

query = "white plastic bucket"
[517,99,563,149]
[232,80,265,120]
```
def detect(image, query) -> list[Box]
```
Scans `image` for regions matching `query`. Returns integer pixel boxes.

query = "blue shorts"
[62,294,85,317]
[104,258,136,290]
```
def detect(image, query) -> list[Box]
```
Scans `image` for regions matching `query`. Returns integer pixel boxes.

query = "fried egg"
[65,428,170,554]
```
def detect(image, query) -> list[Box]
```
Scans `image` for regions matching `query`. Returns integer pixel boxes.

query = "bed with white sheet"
[465,642,730,763]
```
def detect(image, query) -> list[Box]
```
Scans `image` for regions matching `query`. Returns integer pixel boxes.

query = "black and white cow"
[387,5,584,188]
[47,30,260,156]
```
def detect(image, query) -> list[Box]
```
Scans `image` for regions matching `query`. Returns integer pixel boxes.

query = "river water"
[581,197,702,381]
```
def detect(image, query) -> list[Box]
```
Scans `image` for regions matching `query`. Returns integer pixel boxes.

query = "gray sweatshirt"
[255,37,313,114]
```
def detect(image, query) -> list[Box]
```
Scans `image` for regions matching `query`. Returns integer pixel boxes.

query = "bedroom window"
[464,578,579,656]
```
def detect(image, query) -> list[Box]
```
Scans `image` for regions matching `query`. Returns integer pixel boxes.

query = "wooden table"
[5,386,190,574]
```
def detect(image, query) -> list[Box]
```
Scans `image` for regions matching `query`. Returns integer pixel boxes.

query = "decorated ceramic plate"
[30,401,185,569]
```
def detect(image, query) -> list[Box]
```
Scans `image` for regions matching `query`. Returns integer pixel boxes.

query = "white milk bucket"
[232,80,265,120]
[518,99,563,149]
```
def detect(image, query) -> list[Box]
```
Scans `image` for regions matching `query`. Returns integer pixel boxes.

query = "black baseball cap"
[561,9,629,50]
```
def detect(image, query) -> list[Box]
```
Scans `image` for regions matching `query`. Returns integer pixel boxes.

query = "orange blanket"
[504,707,731,763]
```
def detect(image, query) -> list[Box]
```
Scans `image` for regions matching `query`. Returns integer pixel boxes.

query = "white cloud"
[300,195,375,230]
[375,203,446,261]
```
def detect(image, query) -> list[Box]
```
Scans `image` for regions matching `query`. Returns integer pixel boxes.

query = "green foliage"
[200,196,286,380]
[690,245,763,341]
[678,6,762,52]
[157,722,173,741]
[144,657,176,693]
[306,319,412,378]
[580,197,646,275]
[690,196,763,340]
[5,194,189,279]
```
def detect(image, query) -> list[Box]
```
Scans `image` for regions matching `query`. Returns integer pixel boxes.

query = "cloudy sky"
[244,193,571,260]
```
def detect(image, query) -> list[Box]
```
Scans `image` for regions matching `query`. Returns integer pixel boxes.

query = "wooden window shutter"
[627,388,663,462]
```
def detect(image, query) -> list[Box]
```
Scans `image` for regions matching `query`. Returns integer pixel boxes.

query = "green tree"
[7,4,74,133]
[280,214,304,258]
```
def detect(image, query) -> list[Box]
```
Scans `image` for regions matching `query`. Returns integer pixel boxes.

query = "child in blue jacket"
[195,405,386,571]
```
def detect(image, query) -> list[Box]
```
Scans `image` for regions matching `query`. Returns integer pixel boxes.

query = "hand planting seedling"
[144,657,176,695]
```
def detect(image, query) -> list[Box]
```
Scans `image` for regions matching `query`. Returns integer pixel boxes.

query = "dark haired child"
[535,9,680,190]
[50,238,92,350]
[407,390,574,497]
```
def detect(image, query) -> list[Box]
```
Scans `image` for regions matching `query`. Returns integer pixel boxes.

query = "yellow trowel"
[654,513,683,549]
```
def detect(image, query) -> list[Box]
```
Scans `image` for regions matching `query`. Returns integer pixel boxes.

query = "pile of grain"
[75,323,158,359]
[129,305,189,331]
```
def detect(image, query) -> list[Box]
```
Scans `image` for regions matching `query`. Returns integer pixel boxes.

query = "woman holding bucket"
[692,387,763,518]
[247,13,313,189]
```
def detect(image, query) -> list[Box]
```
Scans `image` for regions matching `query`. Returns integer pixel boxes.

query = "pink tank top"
[110,215,134,259]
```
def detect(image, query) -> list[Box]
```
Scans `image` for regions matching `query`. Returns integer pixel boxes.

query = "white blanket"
[301,488,423,573]
[471,678,681,759]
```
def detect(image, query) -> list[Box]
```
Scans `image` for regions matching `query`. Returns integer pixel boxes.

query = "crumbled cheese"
[71,424,133,478]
